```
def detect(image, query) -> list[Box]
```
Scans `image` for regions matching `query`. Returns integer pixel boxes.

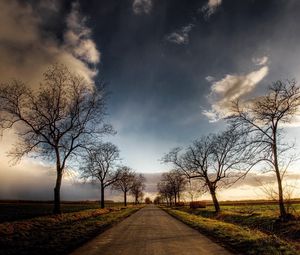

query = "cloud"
[132,0,152,15]
[143,173,162,193]
[0,1,99,86]
[165,24,194,45]
[230,172,300,189]
[252,56,269,66]
[203,65,269,121]
[64,2,100,65]
[201,0,222,18]
[0,1,101,200]
[38,0,60,12]
[205,75,215,82]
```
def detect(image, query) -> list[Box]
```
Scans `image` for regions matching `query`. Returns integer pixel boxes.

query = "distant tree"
[228,80,300,220]
[158,170,187,205]
[145,197,152,204]
[112,166,135,206]
[81,142,121,208]
[157,178,174,205]
[0,64,111,214]
[257,179,298,214]
[171,169,187,203]
[153,196,162,204]
[164,126,252,213]
[185,179,205,202]
[130,174,146,204]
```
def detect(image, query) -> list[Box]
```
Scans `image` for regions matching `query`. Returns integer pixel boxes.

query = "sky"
[0,0,300,201]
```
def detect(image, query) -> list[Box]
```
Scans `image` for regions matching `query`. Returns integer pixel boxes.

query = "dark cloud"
[1,0,300,200]
[143,173,162,193]
[132,0,153,15]
[0,166,162,201]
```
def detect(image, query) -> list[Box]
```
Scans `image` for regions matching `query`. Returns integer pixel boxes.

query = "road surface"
[71,205,232,255]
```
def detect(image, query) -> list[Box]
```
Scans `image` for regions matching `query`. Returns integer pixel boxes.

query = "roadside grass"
[176,204,300,245]
[163,207,299,255]
[0,205,142,255]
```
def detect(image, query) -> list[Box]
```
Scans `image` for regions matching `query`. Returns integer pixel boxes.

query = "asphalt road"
[70,205,232,255]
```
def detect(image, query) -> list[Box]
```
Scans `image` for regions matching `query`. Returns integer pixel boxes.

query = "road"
[70,205,232,255]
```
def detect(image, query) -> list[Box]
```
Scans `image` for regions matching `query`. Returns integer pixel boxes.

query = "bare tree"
[157,177,174,205]
[164,126,252,213]
[0,64,111,214]
[81,142,121,208]
[130,174,146,204]
[112,166,135,206]
[228,80,300,219]
[185,179,205,202]
[256,178,298,215]
[153,196,162,204]
[145,197,152,204]
[157,170,187,205]
[172,170,187,203]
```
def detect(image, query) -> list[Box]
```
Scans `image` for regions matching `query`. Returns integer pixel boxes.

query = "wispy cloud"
[201,0,222,18]
[252,56,269,66]
[132,0,152,15]
[203,63,269,121]
[165,24,194,45]
[205,75,215,82]
[64,2,100,65]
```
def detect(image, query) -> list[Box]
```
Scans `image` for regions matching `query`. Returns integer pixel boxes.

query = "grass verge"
[163,207,298,255]
[175,205,300,249]
[0,206,142,255]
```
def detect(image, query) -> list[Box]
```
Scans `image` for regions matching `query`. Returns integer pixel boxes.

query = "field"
[0,201,142,255]
[2,200,300,255]
[162,201,300,255]
[0,200,131,222]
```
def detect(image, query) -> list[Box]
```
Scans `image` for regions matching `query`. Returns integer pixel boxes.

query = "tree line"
[1,64,299,220]
[0,64,145,213]
[160,80,300,220]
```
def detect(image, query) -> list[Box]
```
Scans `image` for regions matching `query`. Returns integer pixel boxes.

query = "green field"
[178,203,300,237]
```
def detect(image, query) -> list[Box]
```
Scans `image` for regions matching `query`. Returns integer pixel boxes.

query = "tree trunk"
[124,190,127,206]
[100,184,105,209]
[53,169,63,214]
[272,135,287,219]
[209,185,220,213]
[275,169,286,218]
